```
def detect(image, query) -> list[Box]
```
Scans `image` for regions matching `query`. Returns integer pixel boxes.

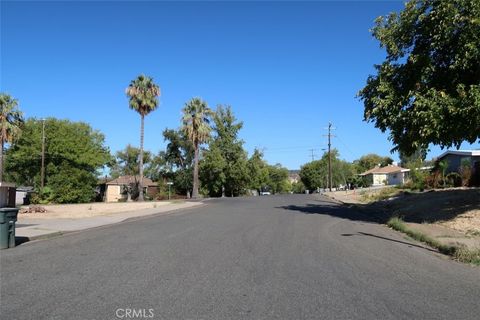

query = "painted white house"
[359,165,410,186]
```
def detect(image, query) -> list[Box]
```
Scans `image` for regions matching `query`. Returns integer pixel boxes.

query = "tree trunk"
[138,114,145,201]
[0,140,3,182]
[192,143,199,199]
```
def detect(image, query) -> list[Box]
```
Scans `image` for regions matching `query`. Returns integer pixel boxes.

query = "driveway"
[1,195,479,319]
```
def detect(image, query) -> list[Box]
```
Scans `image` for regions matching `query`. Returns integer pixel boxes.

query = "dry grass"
[388,217,480,265]
[360,187,401,203]
[19,201,180,219]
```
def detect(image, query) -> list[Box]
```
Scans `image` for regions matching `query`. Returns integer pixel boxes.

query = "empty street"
[1,195,479,320]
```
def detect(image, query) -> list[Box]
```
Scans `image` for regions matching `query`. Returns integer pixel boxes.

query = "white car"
[260,191,271,195]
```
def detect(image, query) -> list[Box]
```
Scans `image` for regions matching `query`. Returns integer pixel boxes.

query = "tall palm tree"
[182,98,213,199]
[126,75,160,201]
[0,94,23,182]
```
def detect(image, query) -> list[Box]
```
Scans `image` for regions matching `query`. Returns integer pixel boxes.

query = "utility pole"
[323,122,335,192]
[309,149,315,162]
[41,119,46,189]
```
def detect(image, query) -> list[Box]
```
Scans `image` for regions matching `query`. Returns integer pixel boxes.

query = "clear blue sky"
[2,1,478,170]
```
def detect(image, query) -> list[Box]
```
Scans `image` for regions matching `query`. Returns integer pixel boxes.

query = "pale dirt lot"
[326,188,480,249]
[19,201,180,219]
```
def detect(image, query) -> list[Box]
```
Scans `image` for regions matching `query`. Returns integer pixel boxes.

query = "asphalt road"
[1,195,479,320]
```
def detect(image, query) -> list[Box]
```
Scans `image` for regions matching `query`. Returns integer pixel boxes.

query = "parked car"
[260,191,271,195]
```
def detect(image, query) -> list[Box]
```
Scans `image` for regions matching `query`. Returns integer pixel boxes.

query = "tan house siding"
[372,173,388,186]
[106,185,123,202]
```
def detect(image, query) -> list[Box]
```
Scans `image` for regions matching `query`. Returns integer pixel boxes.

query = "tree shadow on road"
[341,232,438,253]
[278,200,383,224]
[278,199,442,254]
[280,188,480,226]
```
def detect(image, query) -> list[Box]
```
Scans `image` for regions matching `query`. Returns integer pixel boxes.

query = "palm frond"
[0,93,24,144]
[125,74,161,116]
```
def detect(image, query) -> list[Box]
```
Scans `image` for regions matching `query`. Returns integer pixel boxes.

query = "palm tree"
[0,94,23,182]
[182,98,213,199]
[438,160,448,187]
[126,75,160,201]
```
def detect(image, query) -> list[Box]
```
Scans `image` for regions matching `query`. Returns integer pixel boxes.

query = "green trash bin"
[0,208,19,249]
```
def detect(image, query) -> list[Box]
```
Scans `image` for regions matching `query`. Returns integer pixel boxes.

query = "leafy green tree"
[146,151,169,182]
[0,93,24,181]
[110,144,152,178]
[247,149,270,192]
[292,181,306,194]
[354,153,393,173]
[299,160,325,191]
[162,128,194,196]
[266,164,290,194]
[200,144,226,197]
[6,118,111,203]
[202,105,249,197]
[399,147,427,167]
[126,74,160,201]
[358,0,480,155]
[181,98,213,199]
[300,150,355,190]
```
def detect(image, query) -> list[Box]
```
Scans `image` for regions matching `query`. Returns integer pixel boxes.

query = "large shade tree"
[181,98,213,199]
[162,129,194,197]
[202,105,249,197]
[126,74,160,201]
[0,93,24,181]
[358,0,480,155]
[110,144,152,179]
[6,118,111,203]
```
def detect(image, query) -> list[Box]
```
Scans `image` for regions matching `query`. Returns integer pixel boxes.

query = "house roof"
[359,165,409,176]
[437,150,480,159]
[106,175,157,186]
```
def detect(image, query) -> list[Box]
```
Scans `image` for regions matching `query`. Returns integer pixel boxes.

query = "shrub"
[445,172,462,187]
[406,166,429,190]
[30,187,54,204]
[361,187,400,202]
[459,159,473,187]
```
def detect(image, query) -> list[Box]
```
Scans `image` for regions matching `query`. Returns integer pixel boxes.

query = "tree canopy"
[358,0,480,155]
[353,153,394,173]
[300,150,355,190]
[125,74,161,117]
[6,118,111,203]
[110,144,152,178]
[201,105,249,197]
[162,128,194,196]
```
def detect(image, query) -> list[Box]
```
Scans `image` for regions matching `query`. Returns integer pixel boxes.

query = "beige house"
[359,165,410,186]
[288,170,300,184]
[103,176,158,202]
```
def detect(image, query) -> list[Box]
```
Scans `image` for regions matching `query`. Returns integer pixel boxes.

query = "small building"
[359,165,410,186]
[436,150,480,174]
[15,186,34,206]
[101,176,159,202]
